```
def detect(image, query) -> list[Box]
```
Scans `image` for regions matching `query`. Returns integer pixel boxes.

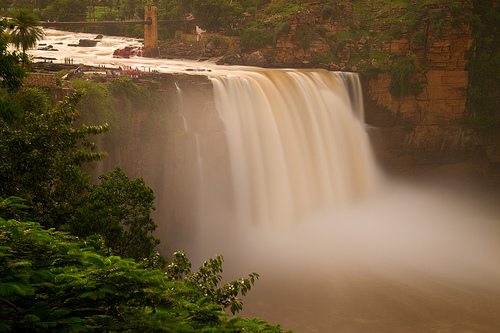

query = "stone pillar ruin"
[144,6,158,50]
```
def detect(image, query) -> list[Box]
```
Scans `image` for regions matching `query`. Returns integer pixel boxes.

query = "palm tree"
[10,9,45,57]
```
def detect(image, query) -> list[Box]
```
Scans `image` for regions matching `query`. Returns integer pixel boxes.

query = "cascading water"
[187,70,500,333]
[28,29,500,332]
[210,70,378,227]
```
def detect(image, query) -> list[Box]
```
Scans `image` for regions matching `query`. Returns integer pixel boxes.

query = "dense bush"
[0,214,291,333]
[465,0,500,131]
[389,52,423,98]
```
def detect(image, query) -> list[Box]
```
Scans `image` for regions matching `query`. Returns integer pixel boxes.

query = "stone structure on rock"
[24,73,74,100]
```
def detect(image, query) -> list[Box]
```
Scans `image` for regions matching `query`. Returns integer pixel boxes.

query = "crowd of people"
[74,64,161,78]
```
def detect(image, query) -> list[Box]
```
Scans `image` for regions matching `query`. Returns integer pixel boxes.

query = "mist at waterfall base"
[181,71,500,333]
[27,31,500,332]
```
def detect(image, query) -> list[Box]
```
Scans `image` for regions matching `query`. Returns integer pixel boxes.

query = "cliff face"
[362,10,478,180]
[179,0,499,184]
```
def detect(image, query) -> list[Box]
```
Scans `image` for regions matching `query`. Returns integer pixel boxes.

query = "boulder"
[78,39,98,47]
[243,51,267,67]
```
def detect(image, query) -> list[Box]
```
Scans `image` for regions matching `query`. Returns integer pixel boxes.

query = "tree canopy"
[9,9,44,55]
[191,0,244,32]
[0,215,290,332]
[0,21,27,93]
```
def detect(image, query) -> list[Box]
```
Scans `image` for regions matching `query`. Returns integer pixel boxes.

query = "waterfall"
[210,70,379,227]
[28,28,500,332]
[183,68,500,333]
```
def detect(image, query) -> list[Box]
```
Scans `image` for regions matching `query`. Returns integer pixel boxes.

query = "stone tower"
[144,6,158,50]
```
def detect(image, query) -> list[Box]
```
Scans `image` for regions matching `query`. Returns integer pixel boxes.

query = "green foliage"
[0,216,291,333]
[18,87,52,114]
[8,9,45,55]
[315,50,336,64]
[71,80,123,150]
[208,36,226,48]
[360,63,383,79]
[322,5,335,21]
[428,8,446,31]
[192,0,244,32]
[293,26,327,51]
[240,19,290,49]
[72,166,160,262]
[166,251,260,315]
[0,89,22,126]
[389,52,423,98]
[41,0,87,22]
[391,29,404,39]
[465,0,500,132]
[450,1,464,17]
[411,30,426,45]
[0,90,109,229]
[0,22,27,95]
[0,70,168,262]
[241,27,271,49]
[264,0,304,17]
[72,78,170,149]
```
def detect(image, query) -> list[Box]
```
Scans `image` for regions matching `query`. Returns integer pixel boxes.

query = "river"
[27,29,500,333]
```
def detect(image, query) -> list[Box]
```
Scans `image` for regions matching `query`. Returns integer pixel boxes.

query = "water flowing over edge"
[210,70,379,228]
[26,29,500,332]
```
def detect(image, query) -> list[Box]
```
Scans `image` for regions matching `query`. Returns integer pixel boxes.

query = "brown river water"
[27,29,500,333]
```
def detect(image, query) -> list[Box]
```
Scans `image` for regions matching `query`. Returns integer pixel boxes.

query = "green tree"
[9,9,44,57]
[192,0,244,32]
[71,80,120,150]
[10,0,35,10]
[166,250,260,315]
[41,0,88,22]
[72,166,161,262]
[0,214,291,333]
[120,0,141,20]
[0,21,27,93]
[0,21,28,125]
[0,90,109,229]
[18,87,53,113]
[0,66,164,264]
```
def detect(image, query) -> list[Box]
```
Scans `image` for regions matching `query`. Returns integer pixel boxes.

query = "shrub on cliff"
[389,52,423,98]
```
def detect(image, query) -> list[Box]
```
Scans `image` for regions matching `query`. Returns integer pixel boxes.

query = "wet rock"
[216,54,244,66]
[37,45,58,51]
[113,46,143,58]
[77,39,99,47]
[243,51,267,67]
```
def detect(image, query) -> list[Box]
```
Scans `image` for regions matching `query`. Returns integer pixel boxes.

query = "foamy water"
[27,29,500,333]
[28,28,260,73]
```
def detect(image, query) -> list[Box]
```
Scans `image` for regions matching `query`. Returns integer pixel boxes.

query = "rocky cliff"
[161,0,499,184]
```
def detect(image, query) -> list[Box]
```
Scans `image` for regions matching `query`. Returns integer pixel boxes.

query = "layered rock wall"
[198,0,498,183]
